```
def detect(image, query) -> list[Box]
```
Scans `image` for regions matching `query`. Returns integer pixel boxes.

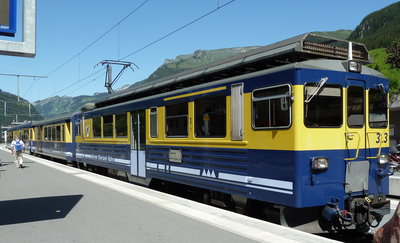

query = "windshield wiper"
[377,83,388,108]
[305,77,328,103]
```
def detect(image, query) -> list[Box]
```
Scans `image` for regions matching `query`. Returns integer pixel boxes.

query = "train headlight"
[378,154,389,164]
[311,157,329,173]
[348,61,362,73]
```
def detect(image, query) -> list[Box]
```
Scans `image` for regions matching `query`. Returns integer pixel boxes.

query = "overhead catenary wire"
[43,0,237,98]
[70,71,106,94]
[22,0,151,99]
[45,0,151,77]
[53,67,106,96]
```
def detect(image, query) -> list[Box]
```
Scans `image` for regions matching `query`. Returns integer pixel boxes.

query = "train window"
[195,95,226,137]
[116,113,127,137]
[103,115,114,138]
[132,110,146,149]
[150,107,158,138]
[51,126,56,141]
[93,117,101,138]
[44,127,48,140]
[304,83,342,127]
[56,125,61,141]
[347,86,364,128]
[61,125,65,141]
[252,84,291,129]
[166,103,188,137]
[76,121,81,136]
[45,127,49,140]
[369,88,388,128]
[139,111,146,148]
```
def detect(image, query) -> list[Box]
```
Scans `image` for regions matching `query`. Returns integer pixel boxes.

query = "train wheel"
[77,162,87,170]
[202,191,211,205]
[224,195,236,211]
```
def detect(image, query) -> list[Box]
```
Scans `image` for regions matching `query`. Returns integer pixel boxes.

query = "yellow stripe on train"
[149,85,389,151]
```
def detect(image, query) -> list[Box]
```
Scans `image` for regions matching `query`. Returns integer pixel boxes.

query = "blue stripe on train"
[146,145,389,208]
[31,141,74,161]
[76,143,131,172]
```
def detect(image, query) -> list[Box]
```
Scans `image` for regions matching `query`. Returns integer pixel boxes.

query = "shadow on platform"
[0,195,83,225]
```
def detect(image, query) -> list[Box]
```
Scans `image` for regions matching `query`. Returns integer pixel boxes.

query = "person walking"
[11,137,25,168]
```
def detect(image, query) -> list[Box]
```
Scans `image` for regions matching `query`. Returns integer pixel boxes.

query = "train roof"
[7,122,32,131]
[31,115,71,127]
[94,33,371,108]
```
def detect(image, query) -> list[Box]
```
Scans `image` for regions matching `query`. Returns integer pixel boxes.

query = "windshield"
[304,83,342,127]
[369,88,388,128]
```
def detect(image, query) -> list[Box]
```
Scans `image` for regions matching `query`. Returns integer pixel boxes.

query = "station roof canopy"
[94,33,370,108]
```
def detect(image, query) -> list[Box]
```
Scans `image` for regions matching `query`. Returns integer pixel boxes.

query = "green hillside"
[313,30,352,40]
[0,89,43,129]
[368,48,400,93]
[33,94,108,119]
[143,47,260,83]
[348,2,400,49]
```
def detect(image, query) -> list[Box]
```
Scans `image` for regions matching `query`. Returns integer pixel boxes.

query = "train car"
[73,107,133,176]
[74,34,392,232]
[29,115,75,162]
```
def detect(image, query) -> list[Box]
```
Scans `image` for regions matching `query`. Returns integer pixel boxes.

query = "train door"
[345,79,368,193]
[366,84,389,161]
[37,126,43,152]
[346,80,366,160]
[130,110,146,177]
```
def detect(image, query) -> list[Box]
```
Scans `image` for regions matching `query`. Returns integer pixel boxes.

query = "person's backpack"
[15,141,23,152]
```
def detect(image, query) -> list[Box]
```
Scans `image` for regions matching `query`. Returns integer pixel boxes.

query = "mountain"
[0,89,43,128]
[348,2,400,49]
[33,94,108,119]
[143,47,260,83]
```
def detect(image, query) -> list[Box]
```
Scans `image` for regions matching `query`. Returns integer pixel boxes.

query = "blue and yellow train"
[7,34,392,232]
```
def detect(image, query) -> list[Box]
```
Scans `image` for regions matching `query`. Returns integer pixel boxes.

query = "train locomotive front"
[271,60,392,232]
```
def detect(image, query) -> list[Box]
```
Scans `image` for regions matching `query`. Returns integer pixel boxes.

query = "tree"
[386,41,400,70]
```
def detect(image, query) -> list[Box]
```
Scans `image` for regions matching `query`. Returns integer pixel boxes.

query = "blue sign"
[0,0,16,37]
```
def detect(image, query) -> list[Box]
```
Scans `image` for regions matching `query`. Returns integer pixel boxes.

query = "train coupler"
[350,195,390,228]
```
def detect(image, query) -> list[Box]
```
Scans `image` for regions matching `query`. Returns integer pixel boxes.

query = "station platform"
[0,146,341,243]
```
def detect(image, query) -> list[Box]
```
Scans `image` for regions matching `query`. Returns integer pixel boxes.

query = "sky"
[0,0,399,103]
